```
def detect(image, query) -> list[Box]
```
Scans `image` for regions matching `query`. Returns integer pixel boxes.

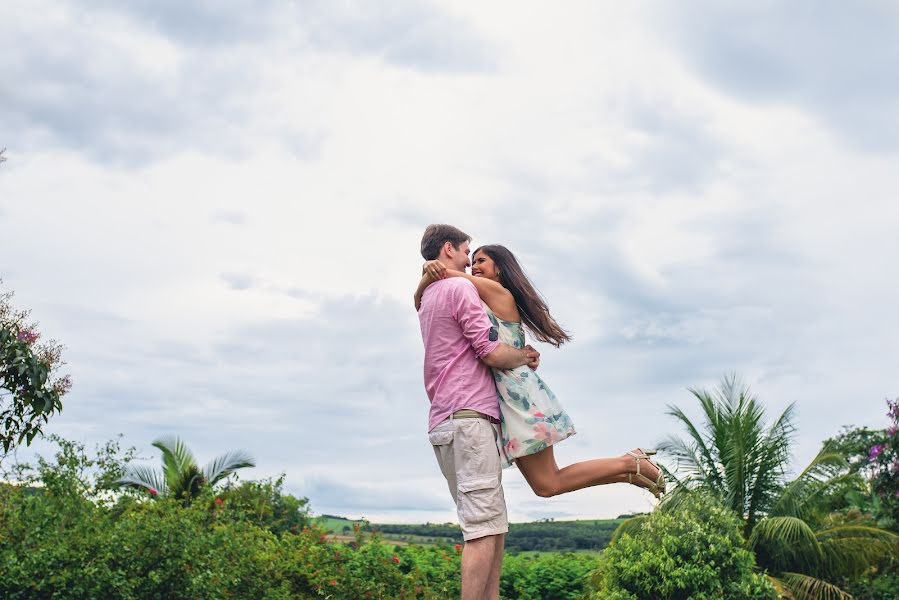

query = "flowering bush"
[868,397,899,515]
[0,284,72,451]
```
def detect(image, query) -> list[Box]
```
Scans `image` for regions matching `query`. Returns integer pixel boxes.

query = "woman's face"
[471,250,500,281]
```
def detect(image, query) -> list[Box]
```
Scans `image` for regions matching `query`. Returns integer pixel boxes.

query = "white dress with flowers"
[486,307,576,469]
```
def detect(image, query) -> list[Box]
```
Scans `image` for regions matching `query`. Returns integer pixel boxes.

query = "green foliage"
[501,552,596,599]
[822,420,897,530]
[843,556,899,600]
[592,493,777,600]
[0,435,599,599]
[0,283,71,452]
[860,398,899,526]
[660,374,796,534]
[659,376,899,599]
[219,475,310,535]
[115,435,255,505]
[0,437,288,598]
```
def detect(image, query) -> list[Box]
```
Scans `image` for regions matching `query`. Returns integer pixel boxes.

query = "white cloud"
[2,1,897,523]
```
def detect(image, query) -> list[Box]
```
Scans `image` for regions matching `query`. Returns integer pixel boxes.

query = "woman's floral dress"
[486,307,576,468]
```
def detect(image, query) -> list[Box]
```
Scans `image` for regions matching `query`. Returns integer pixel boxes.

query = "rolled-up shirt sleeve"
[450,279,501,359]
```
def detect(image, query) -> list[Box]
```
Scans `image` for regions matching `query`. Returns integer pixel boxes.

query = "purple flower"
[16,330,38,343]
[869,444,884,461]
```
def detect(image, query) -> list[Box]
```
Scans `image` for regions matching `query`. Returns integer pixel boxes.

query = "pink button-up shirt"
[419,278,501,431]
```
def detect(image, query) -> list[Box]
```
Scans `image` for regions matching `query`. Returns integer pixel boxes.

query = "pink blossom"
[506,439,521,454]
[533,411,545,418]
[214,497,223,505]
[16,330,38,343]
[391,556,400,564]
[869,444,885,461]
[147,487,158,496]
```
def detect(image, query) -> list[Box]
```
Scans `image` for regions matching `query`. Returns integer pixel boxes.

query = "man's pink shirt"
[419,278,501,431]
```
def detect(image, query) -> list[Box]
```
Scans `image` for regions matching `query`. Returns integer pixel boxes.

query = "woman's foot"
[624,448,665,498]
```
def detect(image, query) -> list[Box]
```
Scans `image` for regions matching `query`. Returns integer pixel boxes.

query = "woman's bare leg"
[515,446,661,498]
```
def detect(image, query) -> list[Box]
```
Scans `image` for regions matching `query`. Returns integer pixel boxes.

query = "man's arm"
[451,280,540,370]
[482,343,540,370]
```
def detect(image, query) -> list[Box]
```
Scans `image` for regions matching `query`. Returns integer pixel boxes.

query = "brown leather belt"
[451,409,500,424]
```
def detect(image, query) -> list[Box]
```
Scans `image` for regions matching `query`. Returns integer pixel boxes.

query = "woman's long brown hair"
[473,245,572,347]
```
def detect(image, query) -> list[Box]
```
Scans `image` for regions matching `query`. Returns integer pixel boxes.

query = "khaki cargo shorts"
[428,416,508,541]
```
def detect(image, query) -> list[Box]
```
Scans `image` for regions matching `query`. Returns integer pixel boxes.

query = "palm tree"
[643,375,897,599]
[116,436,255,505]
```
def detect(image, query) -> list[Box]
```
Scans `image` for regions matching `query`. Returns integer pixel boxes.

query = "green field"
[312,514,638,553]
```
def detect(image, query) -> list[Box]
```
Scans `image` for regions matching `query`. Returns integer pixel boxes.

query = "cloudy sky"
[2,1,898,523]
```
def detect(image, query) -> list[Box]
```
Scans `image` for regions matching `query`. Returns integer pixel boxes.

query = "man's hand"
[525,345,540,370]
[422,259,447,280]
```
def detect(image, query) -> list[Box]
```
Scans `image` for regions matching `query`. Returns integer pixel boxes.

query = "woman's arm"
[414,273,435,311]
[444,269,519,321]
[416,261,520,322]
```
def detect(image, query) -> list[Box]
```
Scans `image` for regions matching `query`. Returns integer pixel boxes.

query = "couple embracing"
[415,224,665,600]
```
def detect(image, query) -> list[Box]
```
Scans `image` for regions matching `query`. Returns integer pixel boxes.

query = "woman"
[415,245,665,499]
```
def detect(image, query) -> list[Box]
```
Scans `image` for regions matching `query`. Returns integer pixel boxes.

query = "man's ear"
[443,241,454,257]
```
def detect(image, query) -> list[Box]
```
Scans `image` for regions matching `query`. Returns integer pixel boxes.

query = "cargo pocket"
[457,476,502,525]
[428,430,453,447]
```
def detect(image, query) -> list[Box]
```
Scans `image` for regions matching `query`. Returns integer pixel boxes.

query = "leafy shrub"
[501,552,596,599]
[219,475,310,535]
[0,435,608,598]
[590,493,777,600]
[0,284,71,451]
[863,397,899,526]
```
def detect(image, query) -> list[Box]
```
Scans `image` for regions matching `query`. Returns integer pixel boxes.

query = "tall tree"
[116,436,255,505]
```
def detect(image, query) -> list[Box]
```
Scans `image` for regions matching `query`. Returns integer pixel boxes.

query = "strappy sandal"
[626,449,666,499]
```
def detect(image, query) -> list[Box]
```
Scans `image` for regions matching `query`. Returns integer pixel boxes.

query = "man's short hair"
[420,224,471,260]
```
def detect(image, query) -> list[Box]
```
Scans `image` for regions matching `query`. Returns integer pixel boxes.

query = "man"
[417,224,539,600]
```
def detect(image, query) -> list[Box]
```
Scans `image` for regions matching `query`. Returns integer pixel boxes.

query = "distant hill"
[311,515,643,553]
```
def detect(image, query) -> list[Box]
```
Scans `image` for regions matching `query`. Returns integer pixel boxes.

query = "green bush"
[501,552,596,599]
[0,436,606,598]
[590,493,777,600]
[218,475,310,535]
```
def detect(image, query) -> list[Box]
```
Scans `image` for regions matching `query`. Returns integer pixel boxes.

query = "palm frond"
[152,436,197,489]
[661,403,722,491]
[202,449,255,485]
[744,402,795,527]
[816,525,899,579]
[778,572,853,600]
[765,575,795,599]
[115,463,168,496]
[750,516,823,573]
[771,449,848,519]
[657,434,713,488]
